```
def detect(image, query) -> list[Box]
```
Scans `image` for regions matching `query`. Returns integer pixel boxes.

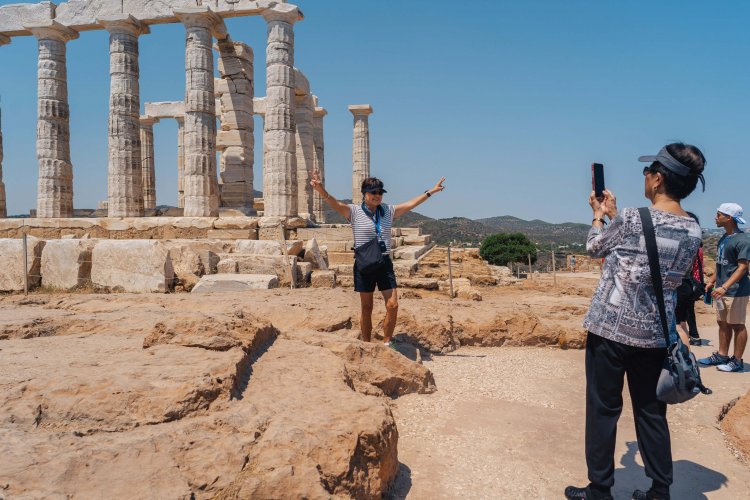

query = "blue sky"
[1,0,748,225]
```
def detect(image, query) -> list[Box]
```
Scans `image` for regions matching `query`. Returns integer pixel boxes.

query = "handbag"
[639,207,711,404]
[354,204,387,274]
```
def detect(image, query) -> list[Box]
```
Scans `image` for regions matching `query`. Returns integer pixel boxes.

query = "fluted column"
[295,89,314,220]
[312,99,327,223]
[99,16,149,217]
[262,5,302,220]
[349,104,373,204]
[216,39,254,211]
[175,7,226,217]
[139,115,158,210]
[176,116,185,208]
[0,103,6,218]
[27,22,79,218]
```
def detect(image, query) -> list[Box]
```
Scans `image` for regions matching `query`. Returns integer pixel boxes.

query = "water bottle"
[716,297,725,312]
[704,288,713,306]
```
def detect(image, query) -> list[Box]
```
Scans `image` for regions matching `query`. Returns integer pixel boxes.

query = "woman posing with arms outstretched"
[311,172,445,351]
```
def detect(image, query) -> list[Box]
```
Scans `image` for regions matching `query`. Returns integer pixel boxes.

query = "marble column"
[0,37,7,217]
[27,22,79,218]
[99,16,149,217]
[175,7,226,217]
[216,39,254,211]
[139,116,158,210]
[349,104,373,204]
[262,5,301,220]
[295,89,314,220]
[0,103,5,218]
[312,99,327,223]
[175,116,185,208]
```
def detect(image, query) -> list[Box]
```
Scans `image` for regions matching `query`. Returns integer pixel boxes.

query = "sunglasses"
[368,190,385,196]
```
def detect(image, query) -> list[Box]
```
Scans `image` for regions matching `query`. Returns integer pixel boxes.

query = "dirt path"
[391,326,750,499]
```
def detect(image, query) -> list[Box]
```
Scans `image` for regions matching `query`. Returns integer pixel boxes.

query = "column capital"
[262,4,303,24]
[139,115,160,126]
[348,104,373,117]
[0,34,10,46]
[25,21,79,42]
[98,15,150,36]
[174,7,227,40]
[314,107,327,118]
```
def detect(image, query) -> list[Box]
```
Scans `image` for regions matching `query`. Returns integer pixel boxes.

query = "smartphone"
[591,163,605,201]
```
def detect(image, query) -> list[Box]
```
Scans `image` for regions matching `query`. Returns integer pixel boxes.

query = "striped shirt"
[348,203,395,253]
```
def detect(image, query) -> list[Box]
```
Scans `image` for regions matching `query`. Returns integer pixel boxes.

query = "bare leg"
[381,288,399,343]
[731,324,747,360]
[359,292,374,342]
[717,320,732,356]
[677,321,690,346]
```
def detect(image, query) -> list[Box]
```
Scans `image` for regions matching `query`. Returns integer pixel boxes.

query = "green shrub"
[479,233,537,266]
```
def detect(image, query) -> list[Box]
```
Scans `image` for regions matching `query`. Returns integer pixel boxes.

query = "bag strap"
[639,207,670,345]
[697,250,704,283]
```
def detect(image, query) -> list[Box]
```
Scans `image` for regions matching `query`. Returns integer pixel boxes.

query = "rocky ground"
[1,272,748,498]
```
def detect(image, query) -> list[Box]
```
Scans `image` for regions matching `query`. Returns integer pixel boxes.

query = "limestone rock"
[296,261,312,284]
[235,239,303,256]
[191,274,279,293]
[721,388,750,463]
[90,240,174,292]
[166,244,219,291]
[456,286,483,301]
[0,237,45,291]
[302,237,328,270]
[311,270,336,288]
[41,239,96,290]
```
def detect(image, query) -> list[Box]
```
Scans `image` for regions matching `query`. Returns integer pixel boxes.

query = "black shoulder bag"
[639,207,711,404]
[354,205,386,274]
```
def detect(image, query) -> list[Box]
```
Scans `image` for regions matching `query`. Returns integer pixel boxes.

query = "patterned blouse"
[583,207,702,348]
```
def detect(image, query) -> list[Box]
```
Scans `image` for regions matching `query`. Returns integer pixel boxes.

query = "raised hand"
[310,170,324,193]
[430,177,446,194]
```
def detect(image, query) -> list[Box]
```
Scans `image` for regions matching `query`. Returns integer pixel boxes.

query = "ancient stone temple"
[0,0,322,226]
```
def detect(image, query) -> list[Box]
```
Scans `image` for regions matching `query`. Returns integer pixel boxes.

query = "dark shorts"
[353,255,398,293]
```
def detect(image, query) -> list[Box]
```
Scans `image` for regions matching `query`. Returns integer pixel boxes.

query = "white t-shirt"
[348,203,395,253]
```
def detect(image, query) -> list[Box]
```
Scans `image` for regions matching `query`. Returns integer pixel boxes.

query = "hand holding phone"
[592,163,605,202]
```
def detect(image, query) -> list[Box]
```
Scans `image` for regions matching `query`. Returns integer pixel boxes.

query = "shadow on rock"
[614,441,727,499]
[386,463,412,500]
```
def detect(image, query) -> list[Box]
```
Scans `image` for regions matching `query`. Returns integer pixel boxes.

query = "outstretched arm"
[310,170,351,220]
[394,177,445,219]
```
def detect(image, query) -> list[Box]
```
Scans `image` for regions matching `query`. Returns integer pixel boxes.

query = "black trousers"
[585,333,672,498]
[686,302,700,339]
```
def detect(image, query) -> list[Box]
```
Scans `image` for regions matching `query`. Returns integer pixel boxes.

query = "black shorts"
[353,255,398,293]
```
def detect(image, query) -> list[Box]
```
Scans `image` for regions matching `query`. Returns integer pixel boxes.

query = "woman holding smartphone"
[565,143,705,500]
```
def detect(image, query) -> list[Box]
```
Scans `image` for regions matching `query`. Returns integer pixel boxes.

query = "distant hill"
[322,203,589,247]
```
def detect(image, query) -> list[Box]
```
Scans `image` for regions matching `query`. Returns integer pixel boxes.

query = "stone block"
[404,234,431,245]
[165,244,220,291]
[393,260,418,278]
[394,242,435,261]
[235,239,303,256]
[212,217,258,230]
[296,261,313,284]
[41,239,96,290]
[332,264,354,276]
[296,227,352,240]
[217,254,297,285]
[399,278,439,290]
[327,252,354,265]
[0,2,54,34]
[217,258,238,273]
[91,240,174,293]
[400,227,422,236]
[172,217,215,230]
[391,228,402,237]
[0,238,45,291]
[311,270,336,288]
[207,229,256,239]
[191,274,278,293]
[336,275,354,287]
[303,237,328,270]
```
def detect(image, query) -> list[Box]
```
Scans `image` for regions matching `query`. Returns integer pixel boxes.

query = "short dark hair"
[648,143,706,200]
[361,177,384,193]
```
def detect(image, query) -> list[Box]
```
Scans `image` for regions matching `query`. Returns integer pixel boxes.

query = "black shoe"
[689,337,701,346]
[564,485,613,500]
[632,489,669,500]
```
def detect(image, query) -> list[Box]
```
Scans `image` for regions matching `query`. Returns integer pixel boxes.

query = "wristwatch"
[424,190,431,198]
